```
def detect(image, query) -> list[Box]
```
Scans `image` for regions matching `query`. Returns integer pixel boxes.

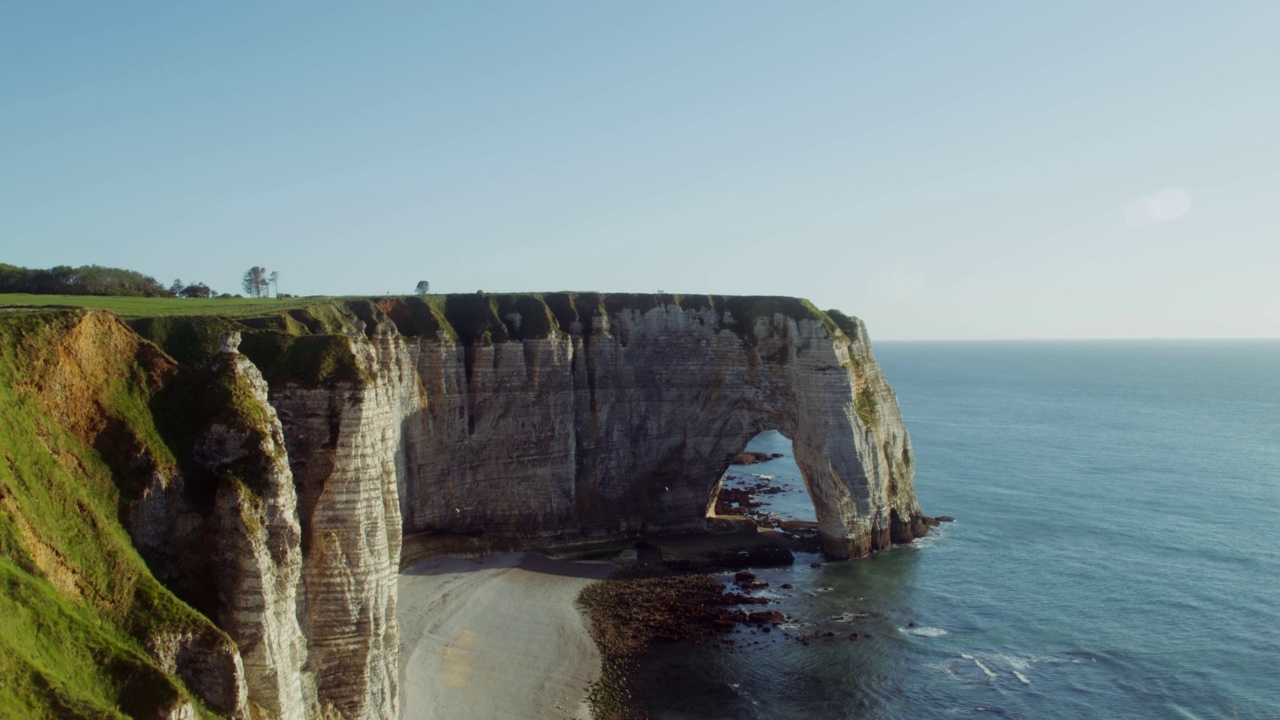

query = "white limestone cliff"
[199,344,312,720]
[268,322,412,720]
[129,294,925,719]
[388,296,926,558]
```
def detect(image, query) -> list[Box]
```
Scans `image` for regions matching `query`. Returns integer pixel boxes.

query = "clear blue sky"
[3,2,1278,339]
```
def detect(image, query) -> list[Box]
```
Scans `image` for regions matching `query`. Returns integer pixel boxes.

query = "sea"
[632,340,1280,719]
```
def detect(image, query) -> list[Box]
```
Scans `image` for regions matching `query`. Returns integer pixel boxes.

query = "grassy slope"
[0,311,222,719]
[0,293,330,318]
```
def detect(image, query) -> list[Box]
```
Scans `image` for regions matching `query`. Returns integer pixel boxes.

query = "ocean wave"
[961,653,1001,680]
[938,652,1055,687]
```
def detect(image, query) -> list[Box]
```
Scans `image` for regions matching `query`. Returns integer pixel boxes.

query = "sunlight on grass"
[0,293,339,318]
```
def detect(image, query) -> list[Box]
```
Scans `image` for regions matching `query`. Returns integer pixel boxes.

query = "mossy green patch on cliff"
[285,302,353,335]
[375,296,453,340]
[149,354,286,513]
[438,293,508,344]
[237,310,312,336]
[721,296,842,341]
[131,303,367,388]
[128,315,239,367]
[542,292,580,333]
[238,332,367,386]
[0,311,226,718]
[825,308,863,342]
[492,293,559,339]
[411,292,565,343]
[855,386,878,428]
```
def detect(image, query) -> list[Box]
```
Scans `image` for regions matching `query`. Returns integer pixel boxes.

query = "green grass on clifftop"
[0,311,222,718]
[0,293,328,318]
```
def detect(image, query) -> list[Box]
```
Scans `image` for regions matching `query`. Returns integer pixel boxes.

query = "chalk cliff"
[0,294,926,719]
[385,294,928,558]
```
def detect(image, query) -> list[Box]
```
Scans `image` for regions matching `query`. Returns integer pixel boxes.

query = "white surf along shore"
[397,553,615,720]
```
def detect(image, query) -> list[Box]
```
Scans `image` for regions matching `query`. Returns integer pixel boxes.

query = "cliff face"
[268,323,410,720]
[2,294,925,719]
[242,294,925,717]
[389,295,926,558]
[130,330,315,719]
[199,338,312,720]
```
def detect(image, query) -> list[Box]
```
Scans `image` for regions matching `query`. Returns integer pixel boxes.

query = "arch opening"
[707,429,824,554]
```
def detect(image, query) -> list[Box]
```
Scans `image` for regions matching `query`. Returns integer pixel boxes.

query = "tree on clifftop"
[414,280,430,295]
[180,282,213,298]
[242,266,270,298]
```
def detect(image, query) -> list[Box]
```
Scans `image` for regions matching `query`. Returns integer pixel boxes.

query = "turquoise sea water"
[635,341,1280,719]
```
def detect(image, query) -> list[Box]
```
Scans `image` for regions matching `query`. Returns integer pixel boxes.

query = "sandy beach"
[397,553,615,720]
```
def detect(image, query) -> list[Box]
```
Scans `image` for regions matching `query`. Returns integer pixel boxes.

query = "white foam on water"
[931,661,964,682]
[940,657,992,684]
[904,626,949,637]
[1013,671,1032,685]
[970,657,999,680]
[1002,655,1031,671]
[906,532,944,549]
[997,651,1063,670]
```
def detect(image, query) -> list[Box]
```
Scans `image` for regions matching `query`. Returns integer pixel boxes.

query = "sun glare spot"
[1125,188,1191,227]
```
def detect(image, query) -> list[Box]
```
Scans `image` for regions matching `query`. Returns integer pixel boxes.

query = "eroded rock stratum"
[1,294,927,719]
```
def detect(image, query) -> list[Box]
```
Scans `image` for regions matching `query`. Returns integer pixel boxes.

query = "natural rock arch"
[390,294,930,559]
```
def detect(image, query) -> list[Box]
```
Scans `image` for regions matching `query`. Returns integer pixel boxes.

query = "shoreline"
[397,553,615,720]
[397,475,812,720]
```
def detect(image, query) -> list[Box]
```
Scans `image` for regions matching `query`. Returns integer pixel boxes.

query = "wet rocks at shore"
[731,451,781,465]
[579,568,782,719]
[713,473,824,553]
[713,474,786,525]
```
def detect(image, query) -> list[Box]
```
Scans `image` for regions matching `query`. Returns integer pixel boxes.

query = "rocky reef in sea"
[0,293,926,718]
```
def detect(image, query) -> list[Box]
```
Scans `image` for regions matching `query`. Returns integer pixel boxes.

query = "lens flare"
[1125,188,1191,227]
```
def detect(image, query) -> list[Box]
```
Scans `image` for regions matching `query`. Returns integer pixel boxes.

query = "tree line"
[0,263,272,299]
[0,263,174,297]
[1,262,432,299]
